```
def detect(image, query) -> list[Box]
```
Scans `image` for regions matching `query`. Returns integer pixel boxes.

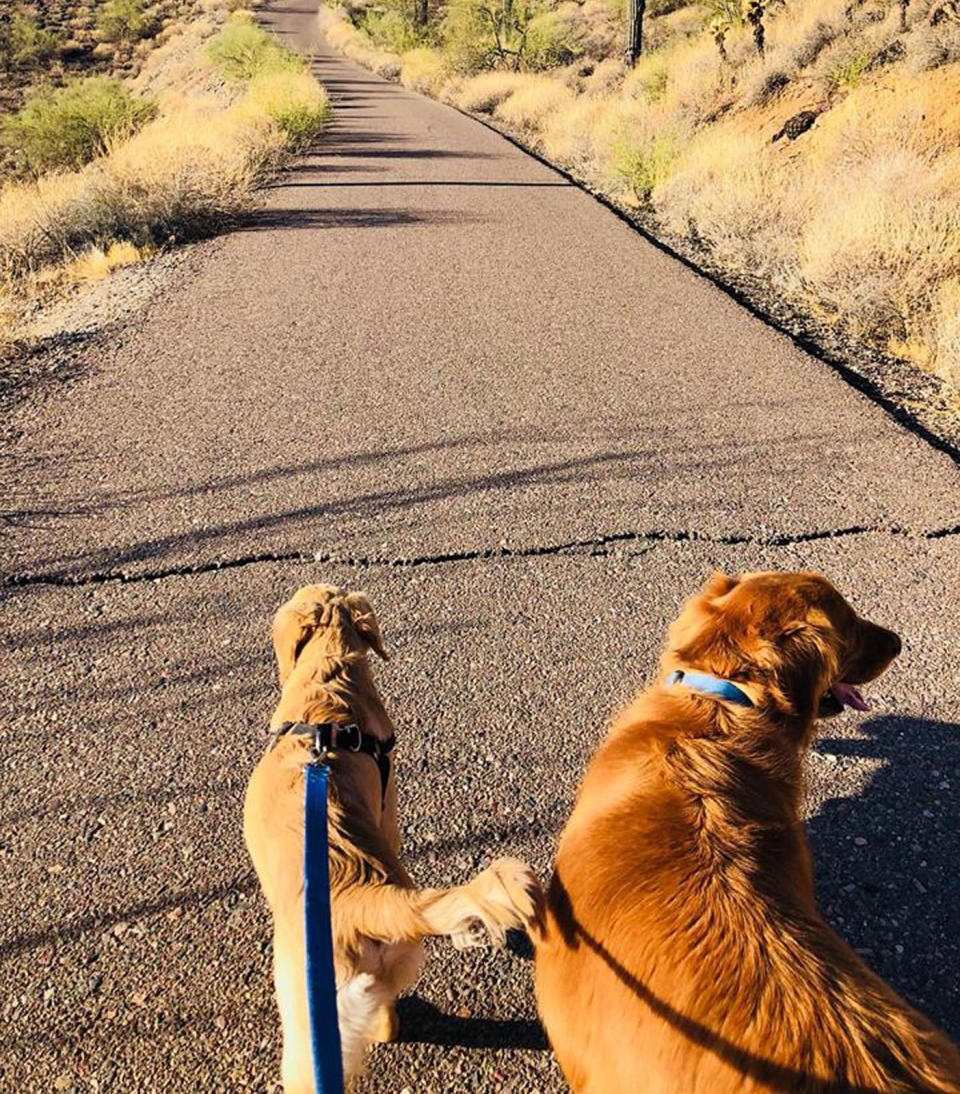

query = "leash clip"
[308,726,334,766]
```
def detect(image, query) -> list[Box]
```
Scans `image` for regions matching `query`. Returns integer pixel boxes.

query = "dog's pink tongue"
[831,683,869,712]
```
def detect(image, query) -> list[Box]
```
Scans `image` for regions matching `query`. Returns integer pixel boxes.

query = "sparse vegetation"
[3,78,157,173]
[1,5,330,342]
[321,0,960,397]
[96,0,154,43]
[206,20,303,79]
[8,13,58,66]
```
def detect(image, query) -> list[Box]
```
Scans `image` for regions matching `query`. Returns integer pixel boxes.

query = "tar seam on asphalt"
[4,523,960,590]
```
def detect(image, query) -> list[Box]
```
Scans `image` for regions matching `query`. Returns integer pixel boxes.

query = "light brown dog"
[535,571,960,1093]
[245,584,540,1092]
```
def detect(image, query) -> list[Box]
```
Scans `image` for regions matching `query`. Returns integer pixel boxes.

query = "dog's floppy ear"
[272,603,316,686]
[701,571,739,601]
[343,591,389,660]
[273,588,337,686]
[772,610,838,720]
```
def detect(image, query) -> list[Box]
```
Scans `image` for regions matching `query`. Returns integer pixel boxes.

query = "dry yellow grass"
[654,67,960,387]
[453,71,529,112]
[324,16,402,78]
[401,47,452,94]
[493,76,575,129]
[71,240,144,282]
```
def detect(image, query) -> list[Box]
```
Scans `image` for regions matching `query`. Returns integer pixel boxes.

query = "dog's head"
[664,571,901,728]
[272,583,389,687]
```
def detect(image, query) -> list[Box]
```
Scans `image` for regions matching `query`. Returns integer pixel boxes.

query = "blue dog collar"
[666,669,753,707]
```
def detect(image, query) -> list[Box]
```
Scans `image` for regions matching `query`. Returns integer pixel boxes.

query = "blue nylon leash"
[666,669,753,707]
[303,761,344,1093]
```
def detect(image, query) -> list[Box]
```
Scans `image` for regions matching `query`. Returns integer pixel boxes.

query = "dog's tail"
[333,857,544,949]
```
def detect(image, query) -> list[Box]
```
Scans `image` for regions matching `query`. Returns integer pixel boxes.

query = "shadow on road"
[808,714,960,1038]
[240,206,483,231]
[396,995,549,1050]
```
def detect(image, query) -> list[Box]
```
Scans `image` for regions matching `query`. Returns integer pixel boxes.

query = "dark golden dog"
[535,571,960,1093]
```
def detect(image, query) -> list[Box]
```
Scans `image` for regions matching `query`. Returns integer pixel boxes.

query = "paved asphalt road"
[2,5,960,1092]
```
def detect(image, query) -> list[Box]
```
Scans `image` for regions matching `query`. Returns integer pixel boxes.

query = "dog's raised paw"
[450,918,489,951]
[483,857,544,928]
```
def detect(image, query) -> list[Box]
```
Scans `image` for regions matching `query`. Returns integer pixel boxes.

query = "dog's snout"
[888,631,902,658]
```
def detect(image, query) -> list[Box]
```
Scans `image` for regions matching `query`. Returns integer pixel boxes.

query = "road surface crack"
[4,523,959,590]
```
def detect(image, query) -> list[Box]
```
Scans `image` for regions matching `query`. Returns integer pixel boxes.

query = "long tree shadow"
[11,428,839,580]
[240,206,483,231]
[807,714,960,1038]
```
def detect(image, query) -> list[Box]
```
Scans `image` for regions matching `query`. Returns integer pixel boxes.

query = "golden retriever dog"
[245,584,540,1092]
[535,571,960,1093]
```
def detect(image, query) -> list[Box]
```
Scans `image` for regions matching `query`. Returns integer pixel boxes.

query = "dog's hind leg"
[368,940,423,1043]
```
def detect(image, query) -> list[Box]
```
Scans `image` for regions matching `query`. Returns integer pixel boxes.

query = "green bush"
[359,8,422,53]
[830,49,871,89]
[2,77,157,172]
[609,130,676,201]
[96,0,154,42]
[9,14,58,65]
[440,0,495,74]
[439,0,579,74]
[524,10,582,69]
[206,22,303,80]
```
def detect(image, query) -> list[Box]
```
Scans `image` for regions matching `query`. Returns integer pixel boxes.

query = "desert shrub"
[440,0,500,72]
[206,21,302,79]
[3,78,157,173]
[440,0,578,73]
[493,74,575,127]
[828,47,871,88]
[583,56,625,95]
[325,16,403,77]
[453,69,527,109]
[540,92,625,166]
[524,8,584,68]
[360,8,422,53]
[609,128,677,199]
[0,101,285,280]
[401,47,451,92]
[96,104,285,241]
[96,0,154,42]
[8,14,57,65]
[244,69,332,147]
[623,53,669,100]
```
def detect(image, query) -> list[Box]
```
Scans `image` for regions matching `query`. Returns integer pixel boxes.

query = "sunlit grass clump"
[244,69,332,147]
[206,20,303,79]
